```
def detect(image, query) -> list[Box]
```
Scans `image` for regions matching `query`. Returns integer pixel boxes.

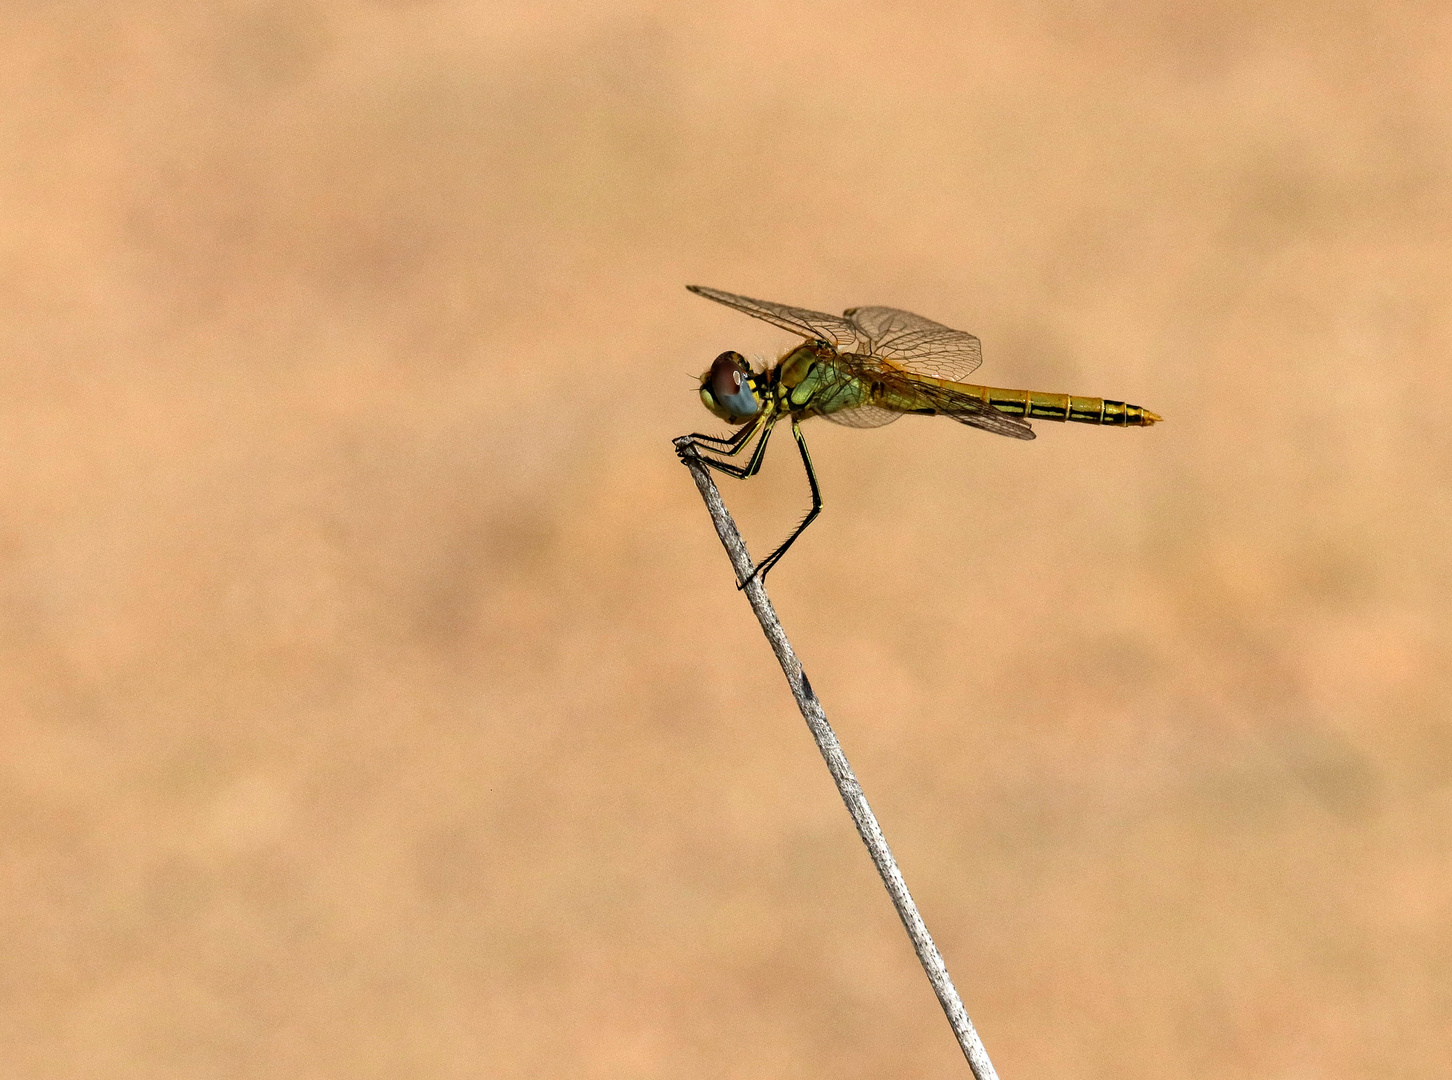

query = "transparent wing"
[844,305,984,381]
[836,355,1035,440]
[823,405,903,429]
[947,402,1036,440]
[688,285,866,351]
[923,382,1035,440]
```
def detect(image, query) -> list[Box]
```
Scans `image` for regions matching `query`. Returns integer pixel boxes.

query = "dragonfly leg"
[692,416,776,480]
[743,419,821,587]
[683,421,759,454]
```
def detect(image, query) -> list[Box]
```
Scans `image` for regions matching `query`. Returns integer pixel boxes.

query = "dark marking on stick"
[799,669,818,704]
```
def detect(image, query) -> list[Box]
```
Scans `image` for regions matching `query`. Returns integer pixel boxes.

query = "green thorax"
[772,344,873,417]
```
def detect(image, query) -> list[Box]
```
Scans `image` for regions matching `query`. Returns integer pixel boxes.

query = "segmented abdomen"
[955,384,1161,426]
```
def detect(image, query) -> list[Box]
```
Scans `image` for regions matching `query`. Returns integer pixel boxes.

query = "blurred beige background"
[3,2,1450,1077]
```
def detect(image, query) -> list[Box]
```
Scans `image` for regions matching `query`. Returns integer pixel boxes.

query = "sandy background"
[3,2,1451,1077]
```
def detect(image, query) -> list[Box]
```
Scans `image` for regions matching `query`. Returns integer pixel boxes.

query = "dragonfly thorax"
[776,342,823,390]
[699,350,762,424]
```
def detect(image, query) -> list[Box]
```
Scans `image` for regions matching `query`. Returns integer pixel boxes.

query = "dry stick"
[674,436,1000,1080]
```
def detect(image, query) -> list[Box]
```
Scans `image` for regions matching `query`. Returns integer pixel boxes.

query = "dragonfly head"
[699,350,761,424]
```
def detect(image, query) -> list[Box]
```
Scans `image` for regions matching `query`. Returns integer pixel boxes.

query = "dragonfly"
[680,284,1162,585]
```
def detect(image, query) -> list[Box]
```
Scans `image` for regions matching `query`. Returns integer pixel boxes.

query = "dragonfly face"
[699,350,762,424]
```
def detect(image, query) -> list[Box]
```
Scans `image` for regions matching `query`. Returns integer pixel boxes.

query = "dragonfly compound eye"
[700,351,760,423]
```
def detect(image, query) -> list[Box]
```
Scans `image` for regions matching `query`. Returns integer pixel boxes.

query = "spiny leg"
[745,419,822,587]
[695,416,777,481]
[684,420,760,453]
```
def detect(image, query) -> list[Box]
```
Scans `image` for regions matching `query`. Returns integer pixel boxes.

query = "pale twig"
[674,436,1001,1080]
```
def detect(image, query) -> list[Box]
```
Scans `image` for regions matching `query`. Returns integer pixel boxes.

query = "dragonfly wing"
[823,404,903,429]
[858,361,1035,440]
[926,383,1035,439]
[688,285,866,350]
[844,305,984,381]
[824,354,1039,438]
[948,401,1036,440]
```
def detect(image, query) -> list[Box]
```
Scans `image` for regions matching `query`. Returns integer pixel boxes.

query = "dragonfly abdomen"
[963,385,1161,426]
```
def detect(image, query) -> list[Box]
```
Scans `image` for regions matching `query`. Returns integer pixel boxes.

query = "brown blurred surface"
[3,2,1451,1077]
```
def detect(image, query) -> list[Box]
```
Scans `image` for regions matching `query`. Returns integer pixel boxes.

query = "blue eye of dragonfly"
[701,351,760,421]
